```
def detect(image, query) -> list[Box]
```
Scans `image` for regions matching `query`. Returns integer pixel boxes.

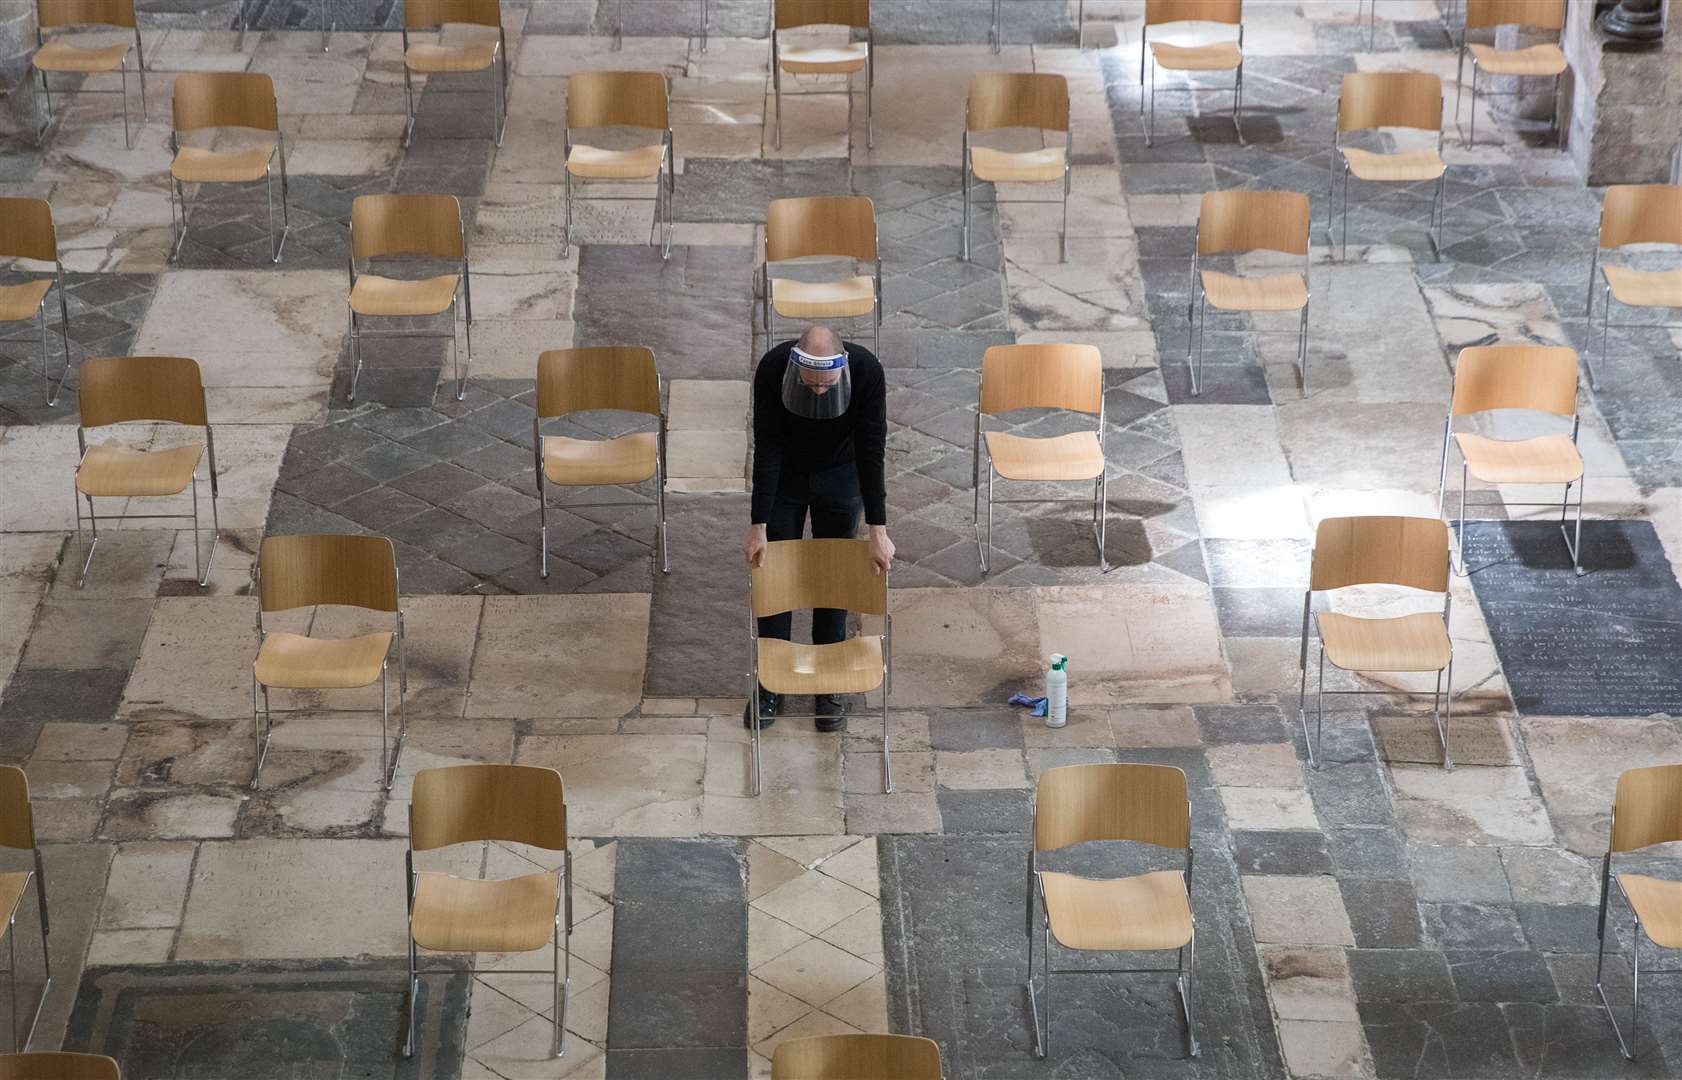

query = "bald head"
[797,325,841,356]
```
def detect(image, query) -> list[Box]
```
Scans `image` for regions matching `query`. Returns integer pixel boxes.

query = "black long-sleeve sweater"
[751,340,888,526]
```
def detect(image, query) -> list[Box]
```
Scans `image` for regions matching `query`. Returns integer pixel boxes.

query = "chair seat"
[350,274,460,318]
[1618,874,1682,949]
[254,631,392,690]
[757,635,884,696]
[543,432,657,486]
[1150,40,1242,71]
[1041,870,1193,952]
[171,145,274,184]
[0,872,31,922]
[771,276,876,319]
[75,444,201,498]
[405,41,499,74]
[1455,433,1583,486]
[779,42,868,75]
[565,143,666,180]
[1318,611,1450,673]
[1601,265,1682,309]
[970,146,1066,184]
[1341,147,1446,183]
[0,279,54,322]
[1200,270,1308,312]
[411,870,559,954]
[33,39,131,73]
[986,431,1104,482]
[1468,42,1566,77]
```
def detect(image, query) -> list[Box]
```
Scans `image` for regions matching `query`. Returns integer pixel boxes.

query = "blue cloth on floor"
[1009,692,1048,718]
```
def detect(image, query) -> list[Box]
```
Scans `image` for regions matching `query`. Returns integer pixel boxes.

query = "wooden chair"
[762,196,881,358]
[1437,344,1585,576]
[772,0,873,152]
[611,0,709,52]
[253,534,406,790]
[168,72,288,263]
[406,764,571,1061]
[31,0,146,149]
[347,193,472,403]
[1329,71,1447,261]
[1455,0,1566,146]
[1583,184,1682,391]
[534,347,669,579]
[771,1033,942,1079]
[0,1053,119,1080]
[749,538,891,797]
[973,344,1106,573]
[74,356,219,588]
[238,0,330,51]
[1139,0,1244,148]
[1297,516,1454,768]
[563,71,674,260]
[0,768,51,1055]
[0,198,72,406]
[992,0,1086,51]
[1596,763,1682,1062]
[962,73,1071,263]
[1027,762,1199,1061]
[402,0,508,147]
[1187,190,1310,396]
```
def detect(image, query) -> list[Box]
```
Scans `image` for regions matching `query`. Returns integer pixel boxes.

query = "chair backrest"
[1598,184,1682,251]
[405,0,502,29]
[0,1053,120,1080]
[535,347,660,419]
[1034,762,1190,853]
[966,73,1069,134]
[1464,0,1565,31]
[1197,190,1310,257]
[775,0,869,31]
[766,196,877,263]
[1610,763,1682,854]
[979,343,1101,416]
[752,538,886,618]
[173,72,279,134]
[410,764,567,853]
[0,767,35,853]
[0,197,58,264]
[567,71,669,130]
[36,0,135,30]
[770,1034,942,1080]
[78,356,208,429]
[351,194,463,262]
[1450,344,1578,418]
[1310,515,1449,593]
[1145,0,1242,28]
[258,534,399,614]
[1337,71,1443,134]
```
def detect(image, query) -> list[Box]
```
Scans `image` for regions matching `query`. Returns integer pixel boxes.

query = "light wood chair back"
[979,343,1101,416]
[0,1053,120,1080]
[1145,0,1242,27]
[775,0,870,31]
[770,1033,942,1080]
[36,0,136,30]
[1598,184,1682,251]
[0,198,59,264]
[567,71,669,131]
[766,196,877,264]
[1451,344,1577,418]
[350,194,463,262]
[258,534,399,614]
[536,347,660,419]
[405,0,502,29]
[172,72,279,134]
[1034,762,1190,853]
[0,766,35,853]
[78,356,208,429]
[1464,0,1565,30]
[1197,190,1310,257]
[1311,515,1449,593]
[966,73,1069,134]
[411,764,567,853]
[752,538,886,618]
[1337,71,1443,134]
[1611,764,1682,854]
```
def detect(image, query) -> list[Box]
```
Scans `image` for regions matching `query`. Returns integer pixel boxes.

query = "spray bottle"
[1045,654,1068,728]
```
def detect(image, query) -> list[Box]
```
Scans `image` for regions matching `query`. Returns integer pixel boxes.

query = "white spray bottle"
[1045,654,1068,728]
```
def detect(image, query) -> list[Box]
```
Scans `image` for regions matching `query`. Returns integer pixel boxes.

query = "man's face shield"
[781,346,852,420]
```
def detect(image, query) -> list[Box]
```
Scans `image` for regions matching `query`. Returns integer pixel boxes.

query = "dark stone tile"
[343,440,436,483]
[1194,704,1291,745]
[1505,1001,1673,1077]
[335,485,432,532]
[604,970,747,1050]
[1348,948,1456,1005]
[1232,831,1331,876]
[614,838,742,905]
[928,708,1025,751]
[605,1047,748,1080]
[384,508,485,555]
[1446,950,1558,1004]
[936,789,1031,835]
[1160,359,1275,405]
[1212,587,1306,637]
[400,420,496,460]
[1360,1000,1525,1079]
[1342,879,1424,949]
[1307,761,1393,827]
[276,462,382,507]
[0,668,128,723]
[1516,903,1601,955]
[611,900,745,974]
[1424,903,1526,952]
[645,494,750,697]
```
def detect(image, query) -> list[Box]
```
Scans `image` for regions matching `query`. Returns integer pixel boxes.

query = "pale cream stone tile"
[1277,1019,1371,1079]
[19,759,114,800]
[758,835,861,869]
[132,270,345,391]
[749,974,811,1045]
[936,749,1028,790]
[1243,876,1355,946]
[0,426,85,532]
[517,733,702,836]
[754,870,874,936]
[822,970,887,1032]
[86,928,175,965]
[107,791,242,840]
[747,841,806,901]
[668,429,747,478]
[1263,946,1360,1023]
[886,587,1041,707]
[29,723,127,762]
[669,379,750,430]
[818,904,883,966]
[1208,743,1304,788]
[1390,764,1554,846]
[1034,584,1230,704]
[844,750,931,795]
[749,908,810,970]
[844,790,940,834]
[572,839,617,900]
[472,1014,605,1078]
[1108,705,1202,747]
[98,841,195,929]
[703,723,845,835]
[815,836,877,897]
[1219,787,1319,831]
[469,595,649,719]
[750,1004,861,1061]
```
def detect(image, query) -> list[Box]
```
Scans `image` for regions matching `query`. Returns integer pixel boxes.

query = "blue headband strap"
[792,347,847,371]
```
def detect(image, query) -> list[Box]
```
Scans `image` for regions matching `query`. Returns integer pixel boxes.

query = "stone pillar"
[1,0,37,140]
[1562,0,1682,184]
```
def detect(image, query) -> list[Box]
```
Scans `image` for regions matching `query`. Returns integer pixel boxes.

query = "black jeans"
[758,463,863,646]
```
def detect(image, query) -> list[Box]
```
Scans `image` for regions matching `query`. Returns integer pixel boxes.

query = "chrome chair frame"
[1583,247,1682,394]
[561,124,675,261]
[532,396,671,580]
[1595,798,1681,1062]
[73,419,220,590]
[613,0,708,51]
[1327,123,1446,262]
[238,0,330,51]
[1454,20,1564,146]
[771,22,874,152]
[346,215,473,403]
[972,396,1107,573]
[167,130,289,264]
[993,0,1086,51]
[961,117,1072,264]
[32,11,147,150]
[1186,221,1311,397]
[760,249,882,361]
[0,853,50,1055]
[0,252,72,407]
[400,19,509,148]
[1140,21,1243,148]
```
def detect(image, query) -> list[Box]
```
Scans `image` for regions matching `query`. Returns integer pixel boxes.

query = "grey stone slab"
[928,708,1026,752]
[1212,587,1306,638]
[936,789,1030,835]
[1232,831,1332,877]
[0,669,129,725]
[1194,705,1292,745]
[1347,949,1456,1006]
[1410,846,1512,905]
[1306,762,1393,828]
[606,1047,749,1080]
[1340,879,1424,950]
[1423,903,1526,952]
[1446,950,1558,1005]
[1515,904,1601,955]
[645,493,750,698]
[1359,1000,1527,1080]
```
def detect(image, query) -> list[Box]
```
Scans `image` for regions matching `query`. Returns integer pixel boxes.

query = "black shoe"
[815,694,849,732]
[744,689,782,730]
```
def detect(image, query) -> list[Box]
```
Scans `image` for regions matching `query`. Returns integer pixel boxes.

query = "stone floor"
[1,1,1680,1078]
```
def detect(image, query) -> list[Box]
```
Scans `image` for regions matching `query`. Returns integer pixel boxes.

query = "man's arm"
[746,354,784,566]
[855,363,888,527]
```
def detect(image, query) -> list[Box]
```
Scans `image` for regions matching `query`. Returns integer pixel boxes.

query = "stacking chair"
[253,534,406,791]
[1438,344,1585,576]
[562,71,674,260]
[962,73,1071,263]
[771,1033,942,1079]
[0,1053,119,1080]
[748,539,891,797]
[1186,190,1311,396]
[31,0,146,149]
[992,0,1086,51]
[1139,0,1244,147]
[405,764,571,1061]
[1329,71,1447,260]
[612,0,708,52]
[168,72,288,263]
[0,198,72,406]
[1595,763,1682,1062]
[1583,184,1682,391]
[1455,0,1566,146]
[973,344,1106,573]
[238,0,330,51]
[74,356,219,588]
[347,193,472,403]
[401,0,509,148]
[0,768,51,1054]
[1297,516,1454,768]
[533,347,669,578]
[1027,762,1199,1060]
[762,196,881,357]
[771,0,873,151]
